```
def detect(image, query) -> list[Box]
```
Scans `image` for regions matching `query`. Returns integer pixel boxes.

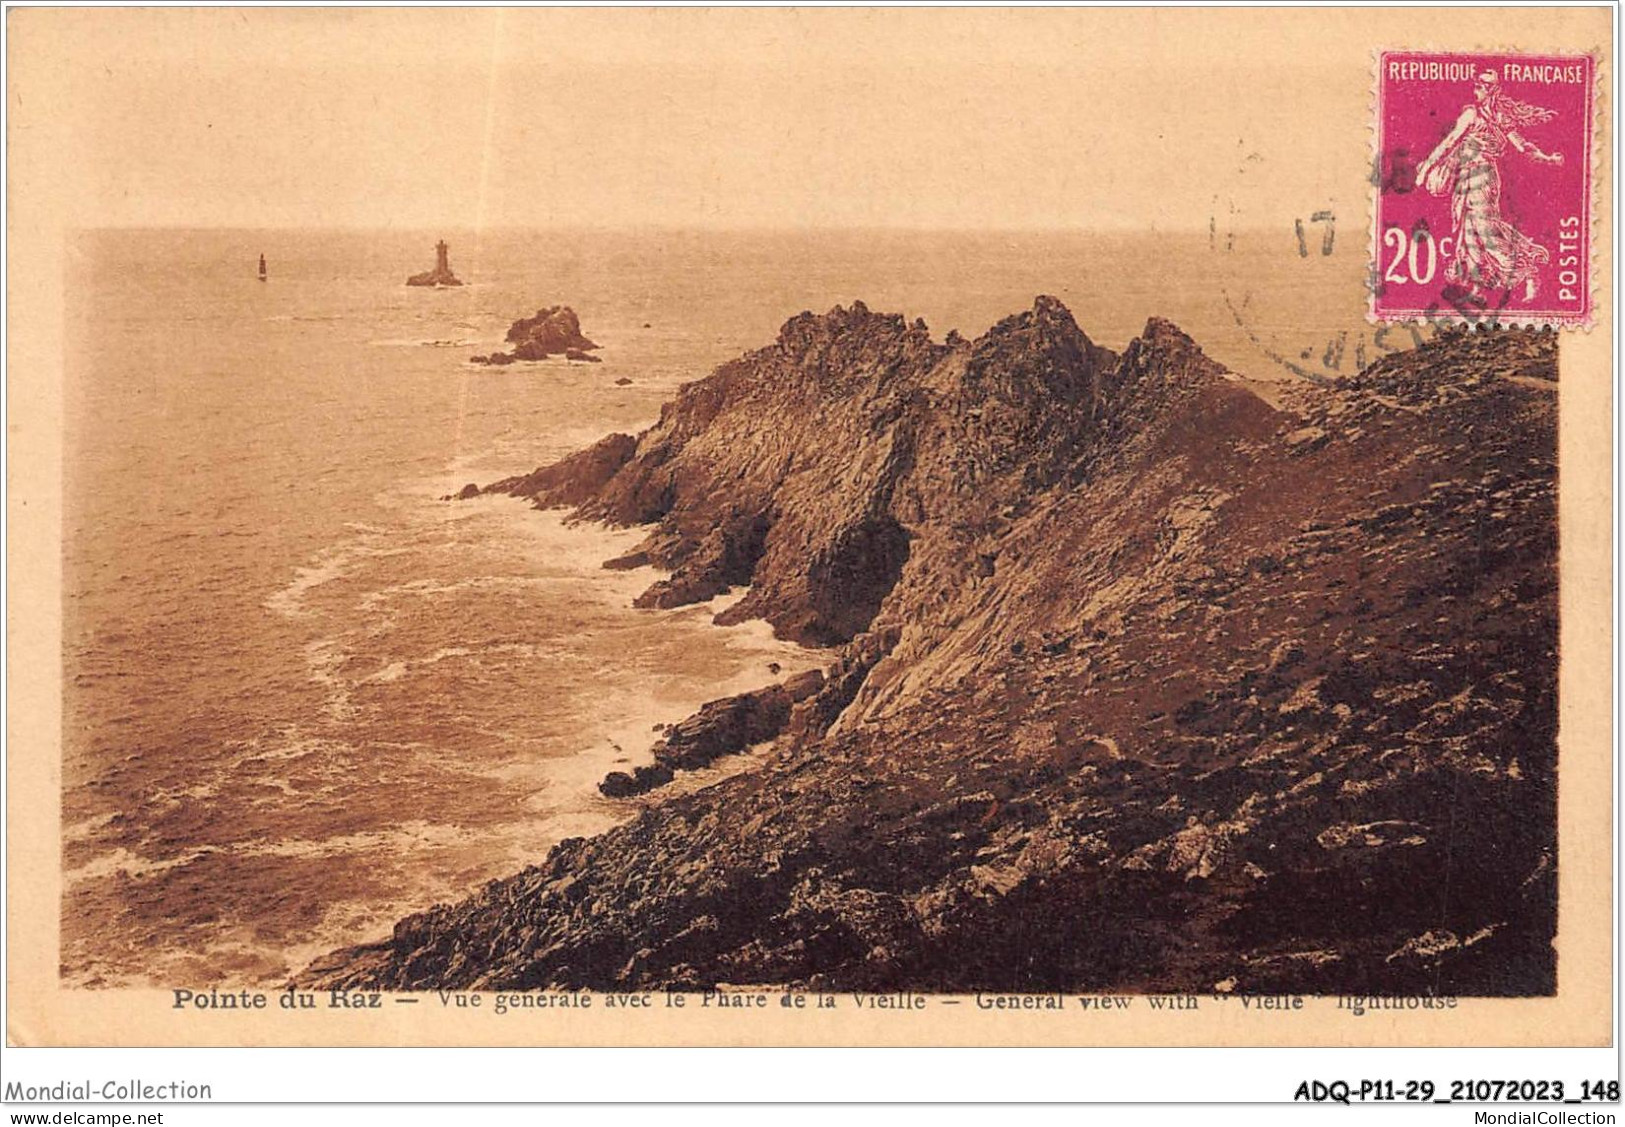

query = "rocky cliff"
[305,298,1557,995]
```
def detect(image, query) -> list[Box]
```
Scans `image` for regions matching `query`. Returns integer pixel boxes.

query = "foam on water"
[64,846,214,886]
[65,437,826,984]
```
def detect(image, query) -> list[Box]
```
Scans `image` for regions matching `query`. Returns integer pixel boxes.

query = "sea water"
[60,227,1365,986]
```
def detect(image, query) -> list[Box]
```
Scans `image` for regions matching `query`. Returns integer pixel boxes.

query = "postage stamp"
[1372,51,1595,327]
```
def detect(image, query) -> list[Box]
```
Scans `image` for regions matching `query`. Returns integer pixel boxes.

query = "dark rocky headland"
[305,297,1557,995]
[471,306,601,365]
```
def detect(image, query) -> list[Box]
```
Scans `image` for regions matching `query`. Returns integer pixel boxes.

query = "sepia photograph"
[5,4,1614,1078]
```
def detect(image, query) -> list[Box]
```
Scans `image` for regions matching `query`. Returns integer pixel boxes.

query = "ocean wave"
[263,538,411,619]
[356,575,554,610]
[263,555,352,618]
[234,819,480,862]
[302,636,357,721]
[61,811,121,844]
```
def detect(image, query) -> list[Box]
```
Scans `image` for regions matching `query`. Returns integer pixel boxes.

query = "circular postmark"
[1207,139,1441,386]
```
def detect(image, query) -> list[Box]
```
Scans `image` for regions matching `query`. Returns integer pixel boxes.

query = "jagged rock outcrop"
[484,433,638,508]
[600,670,826,797]
[472,306,601,365]
[495,296,1120,646]
[306,301,1557,996]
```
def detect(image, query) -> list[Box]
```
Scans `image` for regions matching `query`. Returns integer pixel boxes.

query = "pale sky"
[7,7,1610,230]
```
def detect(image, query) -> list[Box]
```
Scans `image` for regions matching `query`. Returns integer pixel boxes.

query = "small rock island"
[471,306,602,365]
[406,240,463,287]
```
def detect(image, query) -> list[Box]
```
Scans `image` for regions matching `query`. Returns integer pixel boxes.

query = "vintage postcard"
[5,6,1614,1057]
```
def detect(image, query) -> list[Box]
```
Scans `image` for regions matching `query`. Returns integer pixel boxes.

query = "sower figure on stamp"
[1415,69,1564,303]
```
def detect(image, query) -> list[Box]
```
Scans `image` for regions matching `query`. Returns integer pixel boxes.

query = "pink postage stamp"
[1372,51,1594,327]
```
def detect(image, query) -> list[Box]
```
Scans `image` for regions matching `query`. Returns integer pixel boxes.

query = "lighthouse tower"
[406,239,464,286]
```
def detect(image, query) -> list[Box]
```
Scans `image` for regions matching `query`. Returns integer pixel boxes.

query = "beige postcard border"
[4,6,1615,1049]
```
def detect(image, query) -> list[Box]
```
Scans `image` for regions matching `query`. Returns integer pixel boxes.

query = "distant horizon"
[75,222,1248,234]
